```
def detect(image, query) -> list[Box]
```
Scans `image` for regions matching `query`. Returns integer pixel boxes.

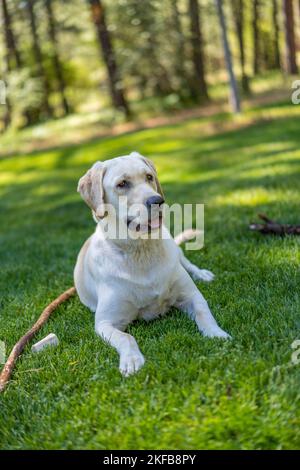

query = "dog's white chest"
[134,274,178,320]
[123,241,179,319]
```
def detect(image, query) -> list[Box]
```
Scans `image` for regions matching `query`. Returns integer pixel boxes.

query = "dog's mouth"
[127,213,163,233]
[147,212,163,231]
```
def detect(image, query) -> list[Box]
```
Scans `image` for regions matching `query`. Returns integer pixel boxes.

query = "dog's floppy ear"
[131,152,164,199]
[77,161,107,219]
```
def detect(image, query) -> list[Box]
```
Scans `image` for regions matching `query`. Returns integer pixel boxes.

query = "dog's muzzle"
[127,196,164,232]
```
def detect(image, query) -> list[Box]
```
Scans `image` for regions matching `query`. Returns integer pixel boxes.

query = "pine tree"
[88,0,130,117]
[216,0,241,113]
[26,0,53,117]
[45,0,70,115]
[231,0,250,94]
[188,0,209,101]
[283,0,298,74]
[272,0,281,69]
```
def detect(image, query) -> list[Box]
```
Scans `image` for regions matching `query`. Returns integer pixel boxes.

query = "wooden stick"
[249,214,300,235]
[0,286,76,392]
[257,213,276,224]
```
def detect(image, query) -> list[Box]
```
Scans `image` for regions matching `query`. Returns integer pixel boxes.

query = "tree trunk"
[272,0,281,69]
[252,0,261,75]
[283,0,298,74]
[171,0,186,72]
[45,0,69,115]
[188,0,209,102]
[1,0,12,129]
[0,69,11,131]
[1,0,29,128]
[88,0,130,117]
[216,0,241,113]
[1,0,34,127]
[170,0,188,95]
[1,0,22,69]
[1,94,11,131]
[231,0,250,94]
[27,0,53,117]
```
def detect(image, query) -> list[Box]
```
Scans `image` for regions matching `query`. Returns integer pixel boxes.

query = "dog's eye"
[146,174,154,182]
[116,180,128,189]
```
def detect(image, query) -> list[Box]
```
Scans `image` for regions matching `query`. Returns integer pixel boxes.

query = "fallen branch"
[0,286,76,392]
[249,213,300,236]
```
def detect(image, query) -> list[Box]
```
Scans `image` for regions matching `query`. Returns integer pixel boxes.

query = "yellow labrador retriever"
[74,152,230,376]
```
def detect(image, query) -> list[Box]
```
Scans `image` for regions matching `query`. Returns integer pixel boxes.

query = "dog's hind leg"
[174,267,230,339]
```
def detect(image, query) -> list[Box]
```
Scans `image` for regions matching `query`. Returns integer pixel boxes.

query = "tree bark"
[1,0,22,69]
[282,0,298,74]
[272,0,281,69]
[1,82,11,131]
[88,0,130,117]
[1,0,33,127]
[170,0,188,94]
[252,0,261,75]
[231,0,250,94]
[1,0,13,129]
[45,0,69,115]
[188,0,209,101]
[216,0,241,113]
[27,0,53,117]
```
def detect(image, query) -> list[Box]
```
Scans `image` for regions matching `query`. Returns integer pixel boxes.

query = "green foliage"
[0,98,300,449]
[0,0,295,129]
[7,68,44,126]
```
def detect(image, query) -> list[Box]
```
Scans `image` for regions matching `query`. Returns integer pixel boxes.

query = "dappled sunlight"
[1,0,300,448]
[240,145,300,170]
[238,163,300,181]
[2,93,300,162]
[1,102,300,450]
[1,101,300,240]
[0,169,55,188]
[0,171,15,187]
[212,187,300,208]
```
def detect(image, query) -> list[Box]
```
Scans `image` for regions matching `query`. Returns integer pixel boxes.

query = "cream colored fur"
[74,152,230,376]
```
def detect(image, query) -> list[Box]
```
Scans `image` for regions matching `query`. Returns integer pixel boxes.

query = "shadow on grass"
[0,107,300,302]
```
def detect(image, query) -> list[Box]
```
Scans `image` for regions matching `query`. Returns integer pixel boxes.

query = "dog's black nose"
[146,195,165,208]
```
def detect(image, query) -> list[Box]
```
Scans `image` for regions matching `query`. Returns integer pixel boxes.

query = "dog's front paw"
[202,326,232,339]
[119,351,145,377]
[192,268,215,282]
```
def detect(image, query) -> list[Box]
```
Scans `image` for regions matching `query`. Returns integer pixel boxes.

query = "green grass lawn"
[0,98,300,449]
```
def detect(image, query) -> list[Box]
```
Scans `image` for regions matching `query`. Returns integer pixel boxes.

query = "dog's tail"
[174,229,201,246]
[1,229,201,391]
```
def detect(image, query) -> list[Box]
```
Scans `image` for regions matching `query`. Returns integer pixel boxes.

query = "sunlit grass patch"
[0,98,300,449]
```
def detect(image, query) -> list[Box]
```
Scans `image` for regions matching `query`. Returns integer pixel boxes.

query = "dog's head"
[78,152,164,236]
